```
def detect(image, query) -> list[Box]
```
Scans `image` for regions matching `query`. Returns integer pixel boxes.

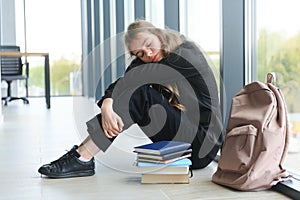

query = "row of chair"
[0,45,29,106]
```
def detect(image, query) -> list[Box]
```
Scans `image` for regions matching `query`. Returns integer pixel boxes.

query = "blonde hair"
[124,20,183,57]
[123,20,185,111]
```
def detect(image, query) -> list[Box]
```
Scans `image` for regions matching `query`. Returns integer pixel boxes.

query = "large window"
[182,0,221,87]
[15,0,82,96]
[256,0,300,173]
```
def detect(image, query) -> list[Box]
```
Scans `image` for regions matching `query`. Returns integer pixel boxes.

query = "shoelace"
[49,150,75,172]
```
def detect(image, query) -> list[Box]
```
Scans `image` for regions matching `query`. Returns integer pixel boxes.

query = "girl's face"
[129,32,163,63]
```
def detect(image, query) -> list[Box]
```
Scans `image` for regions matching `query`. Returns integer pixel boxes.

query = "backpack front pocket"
[219,125,257,173]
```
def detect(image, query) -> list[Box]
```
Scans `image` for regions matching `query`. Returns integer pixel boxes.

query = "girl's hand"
[100,98,124,138]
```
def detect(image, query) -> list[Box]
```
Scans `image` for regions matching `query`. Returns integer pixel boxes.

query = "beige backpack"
[212,73,290,191]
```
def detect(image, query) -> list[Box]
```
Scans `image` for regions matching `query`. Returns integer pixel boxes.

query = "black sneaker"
[38,145,95,178]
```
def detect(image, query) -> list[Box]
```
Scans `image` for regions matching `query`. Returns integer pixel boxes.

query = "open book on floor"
[272,170,300,200]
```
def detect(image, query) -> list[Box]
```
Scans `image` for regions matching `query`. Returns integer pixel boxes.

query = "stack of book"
[133,140,192,184]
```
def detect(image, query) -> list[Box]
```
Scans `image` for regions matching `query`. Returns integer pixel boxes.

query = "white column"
[0,0,17,123]
[0,0,16,44]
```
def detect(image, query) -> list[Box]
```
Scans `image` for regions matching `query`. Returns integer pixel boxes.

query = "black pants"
[86,85,216,169]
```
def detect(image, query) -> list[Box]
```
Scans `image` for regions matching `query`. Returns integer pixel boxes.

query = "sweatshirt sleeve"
[96,79,118,108]
[96,58,144,108]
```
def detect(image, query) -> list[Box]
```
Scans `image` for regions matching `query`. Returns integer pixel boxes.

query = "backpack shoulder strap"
[266,72,290,166]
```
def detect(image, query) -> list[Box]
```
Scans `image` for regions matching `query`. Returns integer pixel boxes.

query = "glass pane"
[145,0,165,28]
[183,0,221,88]
[256,0,300,173]
[15,0,82,96]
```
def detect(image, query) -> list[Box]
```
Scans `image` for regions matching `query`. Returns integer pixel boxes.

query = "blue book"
[134,141,191,155]
[137,158,192,167]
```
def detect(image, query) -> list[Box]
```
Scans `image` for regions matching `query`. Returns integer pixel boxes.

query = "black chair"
[1,45,29,105]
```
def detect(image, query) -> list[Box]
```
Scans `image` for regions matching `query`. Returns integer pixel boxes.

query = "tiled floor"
[0,97,293,199]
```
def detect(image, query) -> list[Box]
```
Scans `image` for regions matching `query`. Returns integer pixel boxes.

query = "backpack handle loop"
[267,72,276,84]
